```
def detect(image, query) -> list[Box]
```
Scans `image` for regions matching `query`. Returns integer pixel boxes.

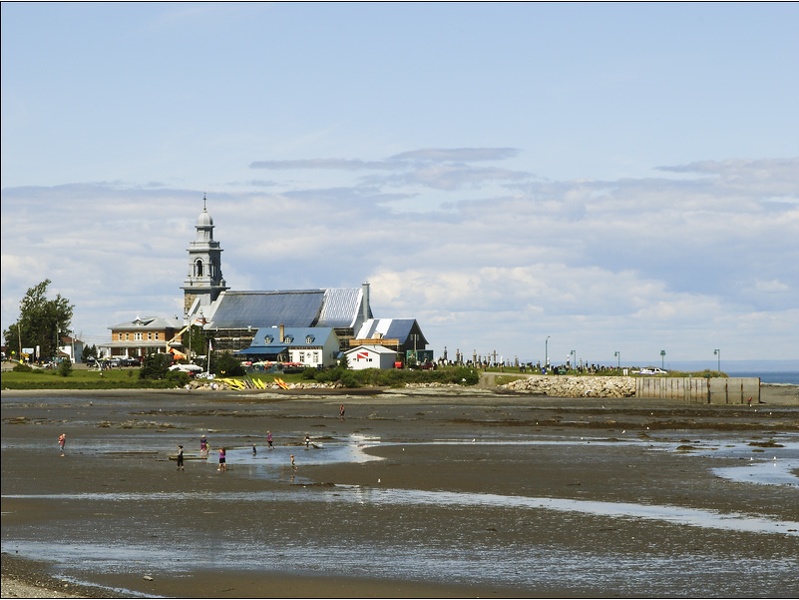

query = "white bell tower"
[181,194,229,316]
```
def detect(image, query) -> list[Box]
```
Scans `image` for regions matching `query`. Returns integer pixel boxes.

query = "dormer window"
[284,335,294,343]
[264,335,273,344]
[306,335,315,344]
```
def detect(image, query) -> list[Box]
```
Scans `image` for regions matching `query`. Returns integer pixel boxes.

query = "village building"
[182,197,374,354]
[101,196,431,368]
[58,334,86,363]
[344,344,401,370]
[235,325,340,368]
[104,315,183,359]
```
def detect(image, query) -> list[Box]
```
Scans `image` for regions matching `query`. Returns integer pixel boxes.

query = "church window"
[195,260,204,277]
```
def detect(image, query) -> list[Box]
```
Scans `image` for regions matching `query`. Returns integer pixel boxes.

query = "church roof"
[204,288,368,330]
[354,318,428,346]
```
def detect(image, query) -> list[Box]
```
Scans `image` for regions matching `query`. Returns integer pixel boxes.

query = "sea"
[729,371,799,385]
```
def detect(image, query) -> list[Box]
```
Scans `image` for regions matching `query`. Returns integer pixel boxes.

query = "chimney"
[362,281,370,322]
[279,324,285,343]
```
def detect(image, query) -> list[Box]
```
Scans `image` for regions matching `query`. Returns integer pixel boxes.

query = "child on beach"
[58,433,66,455]
[176,445,184,470]
[218,447,227,471]
[200,434,208,458]
[267,431,273,450]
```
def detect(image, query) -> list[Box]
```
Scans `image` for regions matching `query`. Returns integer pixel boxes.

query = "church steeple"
[181,195,229,317]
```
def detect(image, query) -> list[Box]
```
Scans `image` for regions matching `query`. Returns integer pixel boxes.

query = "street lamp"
[660,350,666,370]
[545,336,550,367]
[714,348,720,373]
[614,351,620,369]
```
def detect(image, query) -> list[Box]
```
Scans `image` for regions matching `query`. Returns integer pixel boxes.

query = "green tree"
[139,353,172,380]
[3,280,74,363]
[57,358,73,377]
[212,351,245,377]
[81,344,98,362]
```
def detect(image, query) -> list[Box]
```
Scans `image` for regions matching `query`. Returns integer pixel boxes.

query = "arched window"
[195,259,204,277]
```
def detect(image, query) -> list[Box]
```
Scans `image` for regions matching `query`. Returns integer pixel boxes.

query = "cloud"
[2,155,797,361]
[249,158,401,171]
[388,148,520,162]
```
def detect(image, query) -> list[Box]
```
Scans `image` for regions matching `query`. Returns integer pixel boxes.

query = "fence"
[635,377,760,404]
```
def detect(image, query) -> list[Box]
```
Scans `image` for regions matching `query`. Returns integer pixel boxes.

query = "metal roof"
[355,318,428,346]
[206,290,325,329]
[206,288,366,330]
[236,326,336,355]
[318,288,369,328]
[108,316,183,331]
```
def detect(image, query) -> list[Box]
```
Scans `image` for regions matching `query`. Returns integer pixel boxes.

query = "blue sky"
[2,2,798,367]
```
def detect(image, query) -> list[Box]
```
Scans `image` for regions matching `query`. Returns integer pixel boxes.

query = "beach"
[2,384,798,598]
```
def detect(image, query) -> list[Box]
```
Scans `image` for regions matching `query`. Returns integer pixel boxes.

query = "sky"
[2,2,798,369]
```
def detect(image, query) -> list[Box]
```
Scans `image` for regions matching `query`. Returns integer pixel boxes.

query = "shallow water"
[3,400,798,598]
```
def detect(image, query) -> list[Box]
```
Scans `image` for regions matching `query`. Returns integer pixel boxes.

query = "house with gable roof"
[235,325,340,368]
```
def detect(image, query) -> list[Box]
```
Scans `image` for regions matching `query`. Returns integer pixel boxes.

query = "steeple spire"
[181,195,228,317]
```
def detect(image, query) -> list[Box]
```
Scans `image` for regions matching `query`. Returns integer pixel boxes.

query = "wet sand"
[2,384,798,598]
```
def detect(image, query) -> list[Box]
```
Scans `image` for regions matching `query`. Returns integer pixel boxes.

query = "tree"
[212,351,245,377]
[82,344,99,362]
[139,353,172,380]
[3,280,74,363]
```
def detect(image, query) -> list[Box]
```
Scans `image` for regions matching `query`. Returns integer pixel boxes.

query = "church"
[104,197,429,367]
[182,196,431,363]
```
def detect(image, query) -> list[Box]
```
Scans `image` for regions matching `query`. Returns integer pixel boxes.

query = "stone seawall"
[503,375,636,398]
[502,375,762,403]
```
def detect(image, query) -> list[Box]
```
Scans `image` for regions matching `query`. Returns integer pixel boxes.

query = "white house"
[236,326,340,368]
[344,345,400,370]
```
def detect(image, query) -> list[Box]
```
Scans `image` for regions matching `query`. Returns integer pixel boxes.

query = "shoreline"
[2,387,797,598]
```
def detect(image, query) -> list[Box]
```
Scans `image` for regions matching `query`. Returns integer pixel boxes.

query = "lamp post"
[714,348,720,373]
[660,350,666,370]
[545,336,550,367]
[614,351,620,370]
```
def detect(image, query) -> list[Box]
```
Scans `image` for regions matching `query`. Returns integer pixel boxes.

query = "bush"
[212,352,246,377]
[139,353,172,380]
[57,358,73,377]
[165,370,191,387]
[13,363,33,373]
[308,365,481,388]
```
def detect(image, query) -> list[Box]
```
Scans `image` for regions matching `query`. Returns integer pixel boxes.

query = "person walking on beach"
[339,404,345,420]
[176,445,185,470]
[266,431,273,450]
[200,434,208,457]
[290,454,296,470]
[252,444,257,456]
[218,447,227,471]
[304,434,311,449]
[58,433,66,456]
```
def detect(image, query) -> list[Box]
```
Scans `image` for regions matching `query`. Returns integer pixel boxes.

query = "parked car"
[635,367,668,375]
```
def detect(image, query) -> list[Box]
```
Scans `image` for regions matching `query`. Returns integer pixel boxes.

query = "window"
[135,333,142,341]
[264,335,273,344]
[299,352,305,362]
[195,260,204,277]
[306,335,315,344]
